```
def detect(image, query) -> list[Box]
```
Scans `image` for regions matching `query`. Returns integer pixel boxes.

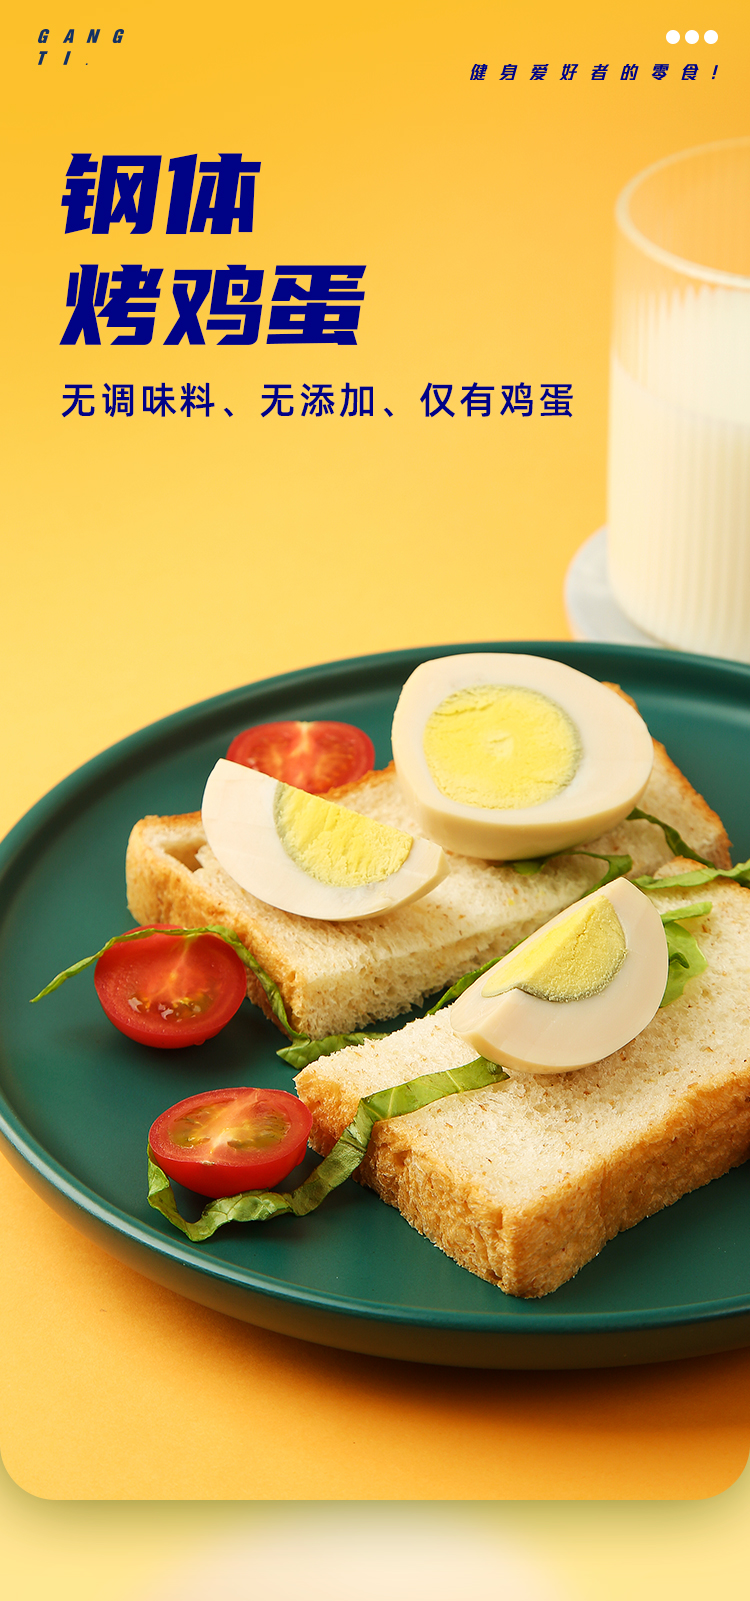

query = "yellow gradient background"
[2,1,745,832]
[3,1,750,1583]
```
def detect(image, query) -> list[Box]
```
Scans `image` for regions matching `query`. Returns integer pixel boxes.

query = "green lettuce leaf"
[29,920,308,1039]
[510,848,633,891]
[30,922,392,1067]
[427,853,630,1016]
[445,848,629,1020]
[503,805,736,1014]
[34,805,738,1067]
[658,902,711,1007]
[510,800,724,886]
[277,1031,388,1070]
[659,900,712,924]
[278,832,676,1056]
[428,897,714,1019]
[634,857,750,893]
[626,807,717,867]
[572,851,634,896]
[510,856,548,877]
[147,1055,508,1241]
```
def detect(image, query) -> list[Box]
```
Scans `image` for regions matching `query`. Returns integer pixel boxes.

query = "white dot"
[685,29,699,43]
[666,30,680,43]
[142,1522,564,1601]
[704,29,718,43]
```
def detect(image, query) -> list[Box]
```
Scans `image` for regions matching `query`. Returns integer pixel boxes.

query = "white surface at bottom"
[564,530,667,648]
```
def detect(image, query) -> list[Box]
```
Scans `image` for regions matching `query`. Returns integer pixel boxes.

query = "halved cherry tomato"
[94,928,247,1049]
[149,1086,313,1197]
[226,720,375,793]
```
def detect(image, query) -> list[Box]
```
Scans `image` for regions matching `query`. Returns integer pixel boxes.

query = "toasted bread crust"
[125,814,299,1028]
[644,740,730,865]
[305,1042,750,1298]
[602,683,730,865]
[297,869,750,1296]
[125,684,740,1298]
[125,708,731,1037]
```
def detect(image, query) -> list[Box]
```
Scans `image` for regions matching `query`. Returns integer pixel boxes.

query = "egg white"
[201,759,448,921]
[391,653,654,860]
[450,878,668,1075]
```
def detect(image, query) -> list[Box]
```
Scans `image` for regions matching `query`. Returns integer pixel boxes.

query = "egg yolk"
[273,784,413,888]
[482,894,627,1002]
[422,684,582,810]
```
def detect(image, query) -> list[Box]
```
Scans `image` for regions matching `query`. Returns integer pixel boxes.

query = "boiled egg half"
[202,759,448,920]
[450,877,668,1076]
[391,653,654,860]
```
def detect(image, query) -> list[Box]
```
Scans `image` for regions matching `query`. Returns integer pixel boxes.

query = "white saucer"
[564,528,666,648]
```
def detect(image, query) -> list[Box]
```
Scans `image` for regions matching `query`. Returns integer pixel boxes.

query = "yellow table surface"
[3,0,750,1512]
[2,1143,750,1501]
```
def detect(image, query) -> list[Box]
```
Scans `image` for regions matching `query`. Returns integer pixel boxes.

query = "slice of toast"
[126,755,729,1041]
[295,864,750,1298]
[126,704,729,1040]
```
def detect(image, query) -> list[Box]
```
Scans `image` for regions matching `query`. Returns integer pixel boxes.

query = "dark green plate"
[2,642,750,1370]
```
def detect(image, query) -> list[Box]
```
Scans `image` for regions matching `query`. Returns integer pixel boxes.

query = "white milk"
[607,285,750,661]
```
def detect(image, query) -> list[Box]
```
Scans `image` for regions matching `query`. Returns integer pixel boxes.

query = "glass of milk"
[607,138,750,661]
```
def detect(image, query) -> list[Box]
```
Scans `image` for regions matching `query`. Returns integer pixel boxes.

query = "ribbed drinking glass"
[607,137,750,661]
